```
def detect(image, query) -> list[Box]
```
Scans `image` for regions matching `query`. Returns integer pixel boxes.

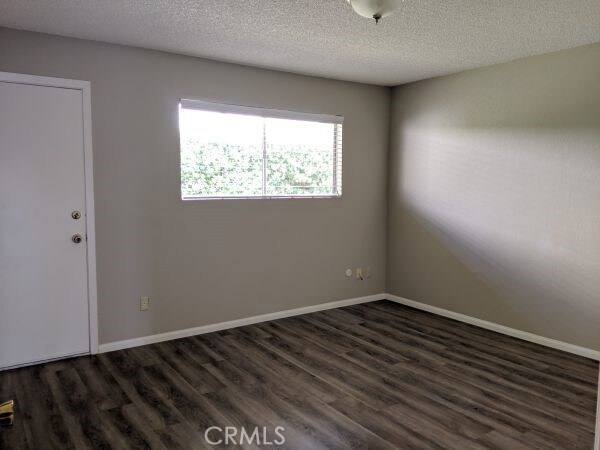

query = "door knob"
[72,234,83,244]
[71,210,81,220]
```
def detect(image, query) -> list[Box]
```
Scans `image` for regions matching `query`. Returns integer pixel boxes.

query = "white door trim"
[0,71,99,355]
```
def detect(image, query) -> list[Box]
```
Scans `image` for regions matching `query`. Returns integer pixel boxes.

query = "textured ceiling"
[1,0,599,86]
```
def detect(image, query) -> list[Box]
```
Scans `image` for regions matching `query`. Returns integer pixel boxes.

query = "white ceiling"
[1,0,599,86]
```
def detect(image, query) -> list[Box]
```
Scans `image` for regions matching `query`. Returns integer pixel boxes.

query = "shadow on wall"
[388,125,600,349]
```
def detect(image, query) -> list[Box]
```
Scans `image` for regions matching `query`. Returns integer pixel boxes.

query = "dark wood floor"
[1,300,598,449]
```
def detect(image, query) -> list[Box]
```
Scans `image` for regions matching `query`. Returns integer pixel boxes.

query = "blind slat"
[181,99,344,125]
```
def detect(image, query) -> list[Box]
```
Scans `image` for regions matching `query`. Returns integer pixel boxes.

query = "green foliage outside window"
[181,138,334,197]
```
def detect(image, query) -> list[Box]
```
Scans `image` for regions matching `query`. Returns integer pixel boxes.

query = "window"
[179,99,343,199]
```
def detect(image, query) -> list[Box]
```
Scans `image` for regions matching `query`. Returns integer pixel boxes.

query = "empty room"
[1,0,599,448]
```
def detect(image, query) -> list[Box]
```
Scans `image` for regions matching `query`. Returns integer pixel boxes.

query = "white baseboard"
[100,291,600,362]
[386,294,600,361]
[99,293,386,353]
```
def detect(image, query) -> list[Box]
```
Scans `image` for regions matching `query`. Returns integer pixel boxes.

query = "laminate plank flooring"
[1,301,598,449]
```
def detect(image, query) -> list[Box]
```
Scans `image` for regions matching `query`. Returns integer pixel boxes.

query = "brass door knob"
[71,210,81,220]
[72,234,83,244]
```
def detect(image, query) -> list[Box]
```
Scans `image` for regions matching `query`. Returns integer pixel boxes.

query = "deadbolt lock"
[72,234,83,244]
[71,210,81,220]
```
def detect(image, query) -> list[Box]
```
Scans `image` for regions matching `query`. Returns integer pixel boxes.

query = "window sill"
[181,194,342,201]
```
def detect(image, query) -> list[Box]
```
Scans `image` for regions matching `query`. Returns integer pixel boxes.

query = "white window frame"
[179,99,344,200]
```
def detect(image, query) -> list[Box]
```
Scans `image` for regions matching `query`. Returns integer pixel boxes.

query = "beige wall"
[3,26,599,351]
[0,27,390,344]
[387,43,600,350]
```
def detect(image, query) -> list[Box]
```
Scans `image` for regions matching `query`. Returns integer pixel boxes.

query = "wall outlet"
[140,296,150,311]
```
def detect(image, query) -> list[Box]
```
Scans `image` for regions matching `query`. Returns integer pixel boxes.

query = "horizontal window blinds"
[180,99,344,125]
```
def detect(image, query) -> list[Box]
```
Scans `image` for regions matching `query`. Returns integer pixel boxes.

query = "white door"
[0,80,91,369]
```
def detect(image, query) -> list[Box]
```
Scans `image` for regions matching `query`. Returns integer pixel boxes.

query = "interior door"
[0,80,90,369]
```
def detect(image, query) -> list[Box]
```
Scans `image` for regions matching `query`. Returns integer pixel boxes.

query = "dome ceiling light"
[346,0,404,24]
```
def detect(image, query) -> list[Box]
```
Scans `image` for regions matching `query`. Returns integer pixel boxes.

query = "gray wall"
[388,43,600,350]
[3,26,599,351]
[0,27,390,344]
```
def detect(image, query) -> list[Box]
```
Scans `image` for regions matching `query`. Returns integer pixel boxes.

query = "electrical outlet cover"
[140,296,150,311]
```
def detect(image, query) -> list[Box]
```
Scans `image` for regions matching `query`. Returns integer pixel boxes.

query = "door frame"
[0,71,99,355]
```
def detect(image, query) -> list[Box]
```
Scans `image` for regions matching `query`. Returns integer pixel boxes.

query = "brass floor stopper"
[0,400,14,427]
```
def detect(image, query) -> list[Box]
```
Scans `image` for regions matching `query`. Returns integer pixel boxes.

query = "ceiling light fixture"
[346,0,403,24]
